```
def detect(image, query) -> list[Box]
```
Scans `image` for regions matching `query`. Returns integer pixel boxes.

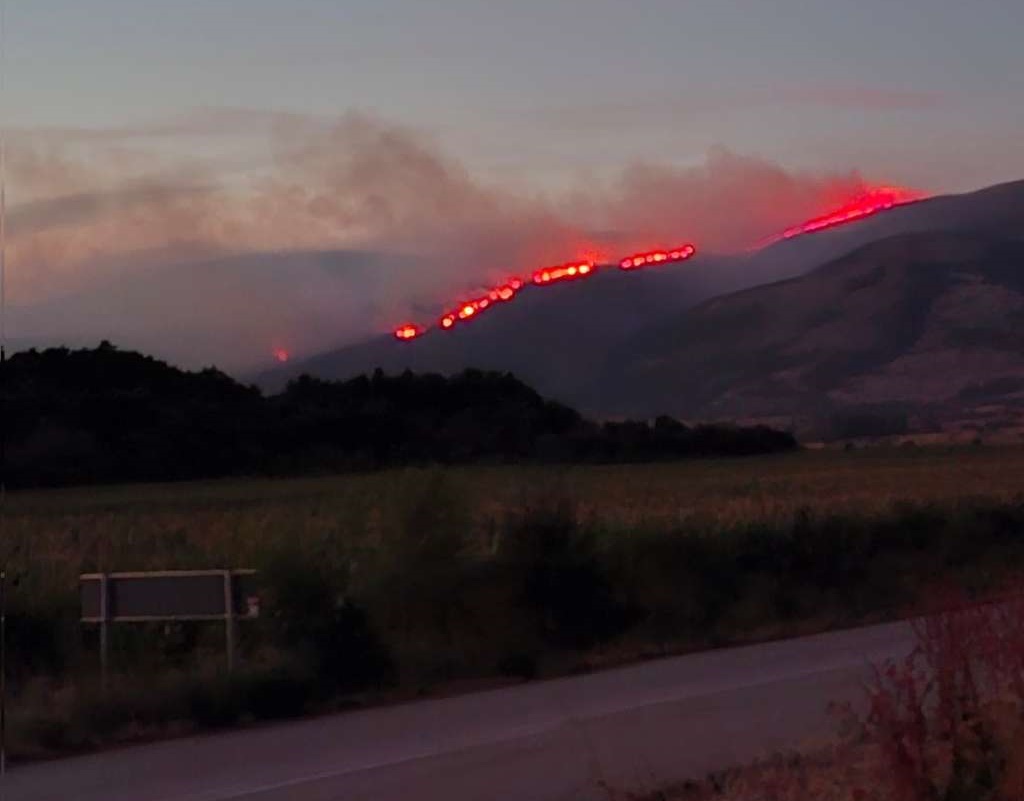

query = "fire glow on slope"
[431,278,525,334]
[531,261,594,286]
[770,186,926,243]
[394,324,424,341]
[387,184,925,343]
[620,245,696,270]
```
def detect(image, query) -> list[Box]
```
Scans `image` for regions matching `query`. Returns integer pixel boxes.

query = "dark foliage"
[0,344,796,488]
[261,548,395,695]
[829,404,911,440]
[11,495,1024,759]
[500,500,638,649]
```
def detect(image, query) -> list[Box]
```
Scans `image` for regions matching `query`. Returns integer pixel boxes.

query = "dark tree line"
[0,343,796,487]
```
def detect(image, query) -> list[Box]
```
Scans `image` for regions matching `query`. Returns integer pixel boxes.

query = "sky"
[12,0,1023,188]
[3,0,1024,369]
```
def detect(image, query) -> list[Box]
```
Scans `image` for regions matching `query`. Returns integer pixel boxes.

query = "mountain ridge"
[256,180,1024,435]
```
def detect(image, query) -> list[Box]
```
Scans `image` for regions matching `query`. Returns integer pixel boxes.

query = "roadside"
[3,620,914,801]
[5,455,1024,762]
[635,591,1024,801]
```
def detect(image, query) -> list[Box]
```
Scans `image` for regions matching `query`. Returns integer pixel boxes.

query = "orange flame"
[391,183,924,341]
[772,186,926,243]
[620,244,697,270]
[394,324,424,341]
[437,277,525,331]
[531,261,596,286]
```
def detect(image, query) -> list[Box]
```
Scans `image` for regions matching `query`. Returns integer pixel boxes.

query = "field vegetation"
[4,445,1024,759]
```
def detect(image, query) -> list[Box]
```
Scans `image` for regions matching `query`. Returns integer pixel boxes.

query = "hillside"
[253,241,842,398]
[12,249,420,374]
[601,232,1024,433]
[258,181,1024,431]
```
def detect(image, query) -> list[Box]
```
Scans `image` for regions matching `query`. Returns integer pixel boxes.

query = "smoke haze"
[6,111,903,371]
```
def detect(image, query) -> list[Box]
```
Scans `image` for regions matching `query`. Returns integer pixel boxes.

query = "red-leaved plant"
[859,590,1024,801]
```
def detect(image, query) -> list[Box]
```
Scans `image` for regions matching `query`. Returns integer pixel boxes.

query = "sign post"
[80,570,258,685]
[98,572,108,691]
[222,570,234,674]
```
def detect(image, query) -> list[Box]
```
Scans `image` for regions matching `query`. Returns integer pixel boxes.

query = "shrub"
[6,599,78,679]
[240,663,315,721]
[260,546,395,696]
[186,677,245,729]
[852,591,1024,801]
[496,652,539,681]
[500,498,637,649]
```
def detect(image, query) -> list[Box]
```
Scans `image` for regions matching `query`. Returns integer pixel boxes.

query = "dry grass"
[4,445,1024,761]
[2,444,1022,607]
[628,745,881,801]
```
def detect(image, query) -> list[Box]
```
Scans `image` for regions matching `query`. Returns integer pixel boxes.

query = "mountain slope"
[258,180,1024,425]
[600,232,1024,423]
[13,249,420,373]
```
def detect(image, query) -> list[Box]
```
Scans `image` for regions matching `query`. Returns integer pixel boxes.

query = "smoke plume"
[6,112,899,370]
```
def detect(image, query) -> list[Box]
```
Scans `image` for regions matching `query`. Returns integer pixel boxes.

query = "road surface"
[6,621,913,801]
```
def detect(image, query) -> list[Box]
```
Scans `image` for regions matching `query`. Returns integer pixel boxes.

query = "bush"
[260,547,395,696]
[848,591,1024,801]
[240,663,315,721]
[496,652,539,681]
[186,677,245,729]
[6,596,78,679]
[499,498,637,650]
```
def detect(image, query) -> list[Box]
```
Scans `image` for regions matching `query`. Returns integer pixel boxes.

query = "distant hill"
[252,240,858,398]
[601,232,1024,433]
[11,249,420,374]
[257,180,1024,434]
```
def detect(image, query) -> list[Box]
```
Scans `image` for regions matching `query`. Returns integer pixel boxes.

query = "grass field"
[5,444,1024,758]
[10,444,1024,554]
[7,444,1024,631]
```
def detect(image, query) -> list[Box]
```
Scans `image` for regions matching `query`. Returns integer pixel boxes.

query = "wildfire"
[386,183,925,342]
[394,324,424,341]
[438,278,524,332]
[620,244,697,270]
[488,278,524,302]
[531,261,595,286]
[773,186,925,243]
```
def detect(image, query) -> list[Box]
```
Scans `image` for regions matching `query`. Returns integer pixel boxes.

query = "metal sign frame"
[80,569,258,682]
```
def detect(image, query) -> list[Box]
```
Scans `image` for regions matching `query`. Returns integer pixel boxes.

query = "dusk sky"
[4,1,1024,369]
[11,0,1024,190]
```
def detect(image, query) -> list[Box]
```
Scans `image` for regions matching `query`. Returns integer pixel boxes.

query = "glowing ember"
[389,183,923,339]
[487,279,521,303]
[774,186,925,242]
[532,261,596,286]
[435,278,525,332]
[620,244,697,270]
[273,347,291,363]
[394,324,424,341]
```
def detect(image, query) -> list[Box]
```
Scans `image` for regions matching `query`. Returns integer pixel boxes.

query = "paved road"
[6,622,913,801]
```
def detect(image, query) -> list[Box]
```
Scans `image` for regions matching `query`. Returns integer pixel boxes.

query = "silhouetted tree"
[0,344,796,487]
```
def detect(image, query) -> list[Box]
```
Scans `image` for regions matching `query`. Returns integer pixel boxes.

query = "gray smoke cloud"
[5,111,889,371]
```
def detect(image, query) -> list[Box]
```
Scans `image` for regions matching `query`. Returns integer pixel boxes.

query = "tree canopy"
[0,344,797,487]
